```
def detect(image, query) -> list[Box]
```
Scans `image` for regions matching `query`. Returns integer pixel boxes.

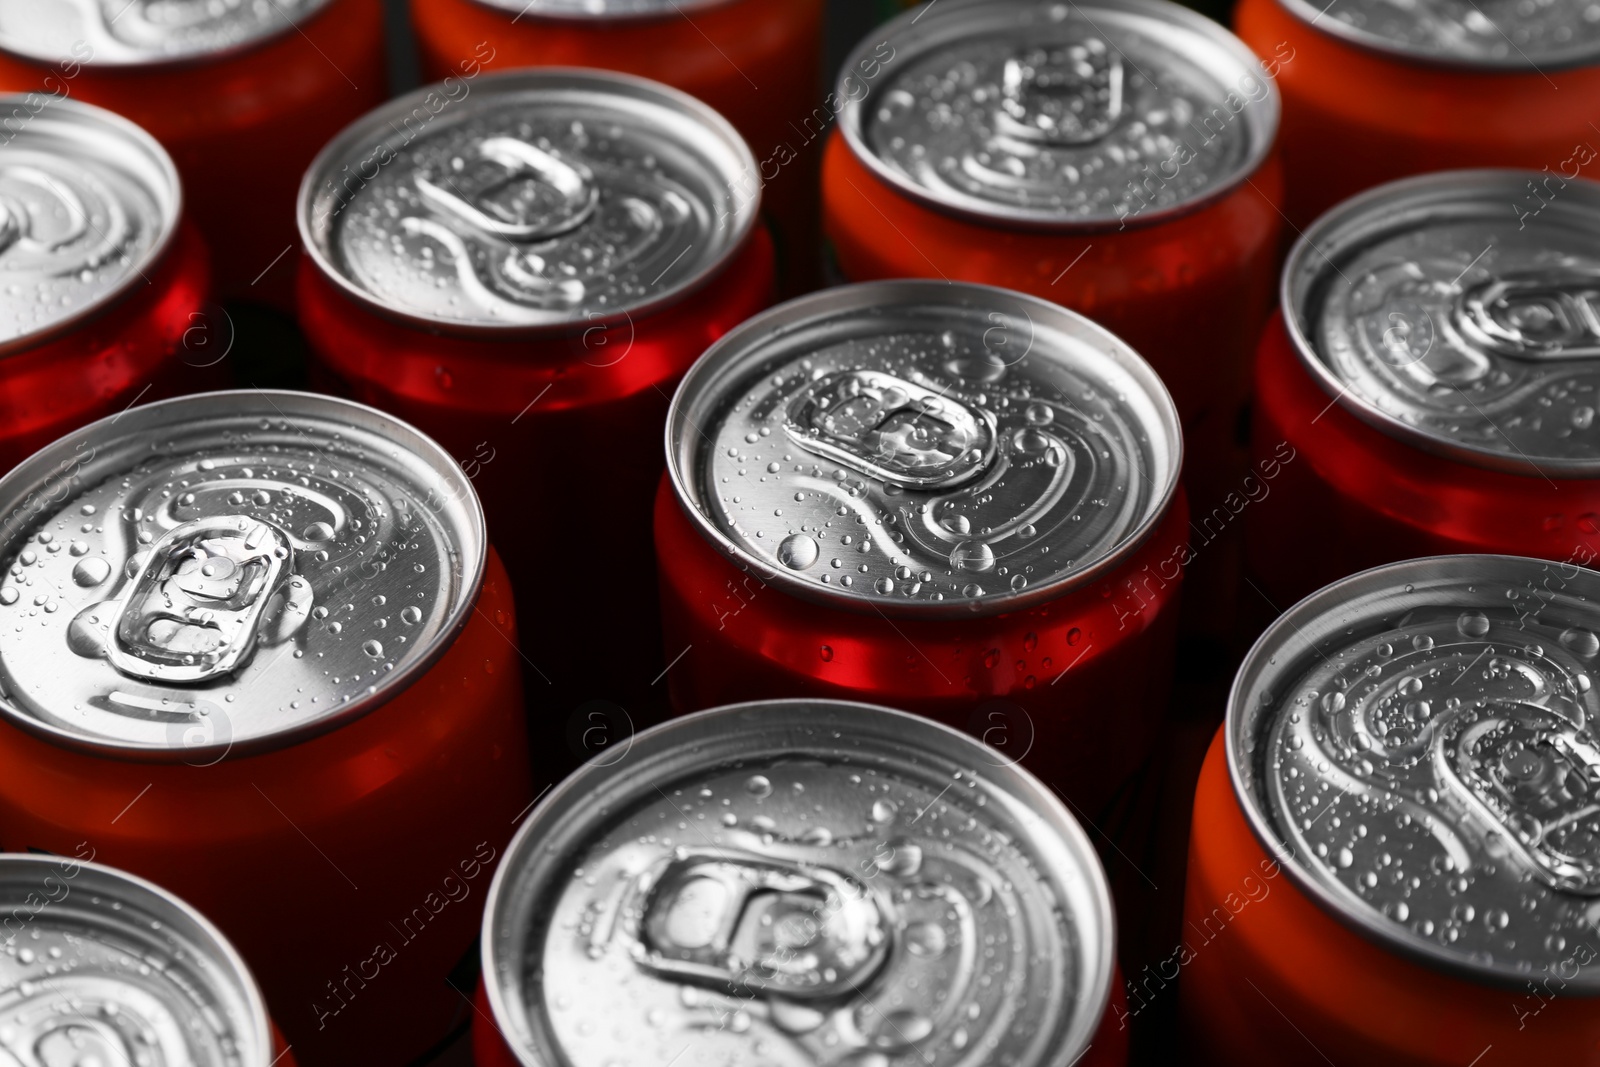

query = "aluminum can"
[0,95,213,474]
[0,390,533,1067]
[298,68,773,748]
[0,853,298,1066]
[823,0,1281,640]
[1235,0,1600,232]
[0,0,387,309]
[475,698,1128,1067]
[1246,171,1600,622]
[1183,554,1600,1064]
[409,0,824,293]
[656,280,1187,817]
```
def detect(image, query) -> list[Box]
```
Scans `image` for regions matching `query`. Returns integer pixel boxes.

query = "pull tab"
[995,40,1124,147]
[106,516,294,684]
[1436,701,1600,895]
[415,137,597,243]
[784,370,996,490]
[1454,271,1600,361]
[636,853,888,999]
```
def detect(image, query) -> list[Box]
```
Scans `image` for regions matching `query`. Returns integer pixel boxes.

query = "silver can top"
[1230,554,1600,992]
[483,699,1116,1067]
[0,96,179,354]
[666,280,1181,618]
[1277,0,1600,71]
[0,0,335,67]
[1287,170,1600,478]
[300,69,761,335]
[838,0,1278,231]
[0,854,273,1066]
[0,390,485,761]
[465,0,732,18]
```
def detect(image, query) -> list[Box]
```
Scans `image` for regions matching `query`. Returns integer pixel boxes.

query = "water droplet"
[71,557,112,588]
[304,522,334,541]
[870,800,896,823]
[400,606,422,625]
[66,604,109,658]
[1458,611,1491,638]
[0,588,15,606]
[776,533,819,570]
[745,775,773,799]
[1561,627,1600,658]
[951,541,995,573]
[819,645,834,662]
[362,640,384,658]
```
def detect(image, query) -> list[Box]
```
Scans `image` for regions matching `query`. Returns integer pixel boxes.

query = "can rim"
[0,853,277,1063]
[0,0,337,70]
[1225,553,1600,995]
[461,0,737,20]
[480,697,1118,1067]
[296,67,762,339]
[0,95,183,359]
[834,0,1280,234]
[0,388,488,762]
[1273,0,1600,73]
[664,278,1183,619]
[1282,168,1600,479]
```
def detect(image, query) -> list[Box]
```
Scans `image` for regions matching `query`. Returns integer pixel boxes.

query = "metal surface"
[483,699,1116,1067]
[1276,0,1600,71]
[666,280,1181,618]
[1229,554,1600,993]
[0,854,273,1066]
[0,96,179,353]
[837,0,1278,230]
[300,68,760,335]
[1286,170,1600,477]
[0,390,485,760]
[0,0,335,66]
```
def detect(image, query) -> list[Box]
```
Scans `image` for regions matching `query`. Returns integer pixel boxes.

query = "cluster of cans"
[0,0,1595,1065]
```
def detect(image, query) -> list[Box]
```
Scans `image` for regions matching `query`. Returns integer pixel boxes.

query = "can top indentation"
[0,0,335,66]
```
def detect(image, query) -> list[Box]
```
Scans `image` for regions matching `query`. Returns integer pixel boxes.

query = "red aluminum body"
[654,476,1190,816]
[0,220,213,475]
[410,0,824,293]
[0,0,387,309]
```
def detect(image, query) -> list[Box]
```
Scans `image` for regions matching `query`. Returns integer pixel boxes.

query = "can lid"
[464,0,732,18]
[666,280,1181,618]
[1276,0,1600,71]
[0,0,335,67]
[0,389,486,761]
[837,0,1278,231]
[0,95,179,355]
[1229,554,1600,993]
[1286,170,1600,478]
[483,699,1117,1067]
[0,853,274,1065]
[300,68,761,336]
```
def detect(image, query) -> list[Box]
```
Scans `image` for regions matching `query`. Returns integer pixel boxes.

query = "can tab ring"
[1454,271,1600,362]
[783,370,998,490]
[994,40,1124,148]
[107,516,300,685]
[414,137,598,244]
[635,852,889,999]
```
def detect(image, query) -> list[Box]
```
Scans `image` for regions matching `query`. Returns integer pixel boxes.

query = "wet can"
[656,279,1187,819]
[1245,171,1600,626]
[298,68,774,750]
[0,390,533,1067]
[824,0,1281,642]
[0,95,213,475]
[0,853,297,1066]
[1235,0,1600,233]
[0,0,387,309]
[409,0,824,294]
[475,698,1129,1067]
[1182,554,1600,1065]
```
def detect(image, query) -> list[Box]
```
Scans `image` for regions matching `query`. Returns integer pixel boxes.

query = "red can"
[824,0,1282,640]
[0,0,387,309]
[657,280,1187,817]
[1235,0,1600,233]
[477,699,1129,1067]
[1183,554,1600,1065]
[409,0,823,293]
[298,69,774,748]
[0,854,298,1066]
[1245,171,1600,621]
[0,95,213,474]
[0,390,533,1067]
